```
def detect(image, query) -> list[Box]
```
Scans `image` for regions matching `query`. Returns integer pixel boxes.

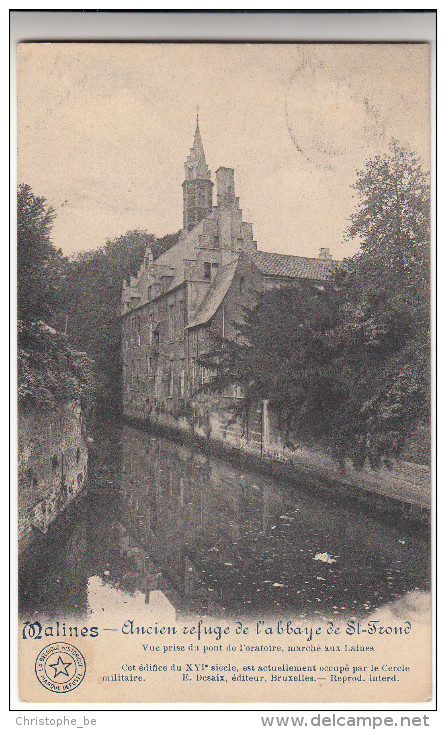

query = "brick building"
[121,118,339,422]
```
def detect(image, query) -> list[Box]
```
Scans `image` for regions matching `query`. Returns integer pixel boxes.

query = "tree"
[342,142,430,464]
[345,141,430,315]
[202,282,347,444]
[61,229,180,416]
[17,183,67,322]
[203,143,430,468]
[18,320,95,413]
[17,184,95,412]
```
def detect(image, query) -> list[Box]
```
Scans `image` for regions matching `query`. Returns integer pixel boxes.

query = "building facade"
[121,119,339,425]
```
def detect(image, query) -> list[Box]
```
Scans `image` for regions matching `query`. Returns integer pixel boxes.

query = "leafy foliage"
[203,143,430,468]
[17,184,95,412]
[341,141,430,465]
[17,183,67,322]
[18,321,95,412]
[202,282,343,428]
[61,229,180,416]
[346,142,430,315]
[17,184,179,416]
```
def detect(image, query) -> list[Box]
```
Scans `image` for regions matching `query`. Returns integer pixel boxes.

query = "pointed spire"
[185,111,211,181]
[182,113,213,231]
[192,122,205,162]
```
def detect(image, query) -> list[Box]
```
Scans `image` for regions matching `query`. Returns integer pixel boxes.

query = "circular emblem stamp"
[35,642,86,693]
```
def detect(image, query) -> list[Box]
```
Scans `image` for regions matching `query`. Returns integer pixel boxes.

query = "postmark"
[34,642,86,693]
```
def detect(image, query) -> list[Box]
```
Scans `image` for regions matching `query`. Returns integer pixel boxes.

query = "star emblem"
[48,655,72,679]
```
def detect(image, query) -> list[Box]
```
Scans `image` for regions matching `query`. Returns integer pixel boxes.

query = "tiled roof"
[248,250,339,281]
[186,259,239,329]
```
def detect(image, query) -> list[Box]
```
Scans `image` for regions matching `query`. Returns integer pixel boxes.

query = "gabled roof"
[151,220,207,292]
[186,259,239,329]
[248,250,339,281]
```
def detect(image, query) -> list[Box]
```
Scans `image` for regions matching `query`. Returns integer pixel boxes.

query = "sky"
[17,43,430,260]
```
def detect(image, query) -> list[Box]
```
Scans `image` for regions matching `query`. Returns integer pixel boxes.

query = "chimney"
[319,247,332,261]
[216,167,235,207]
[144,245,154,269]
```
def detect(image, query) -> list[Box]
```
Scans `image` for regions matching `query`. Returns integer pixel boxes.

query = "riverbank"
[18,400,88,556]
[123,415,430,530]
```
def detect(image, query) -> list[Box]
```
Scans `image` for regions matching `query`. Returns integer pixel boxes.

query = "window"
[169,361,174,396]
[134,316,141,346]
[214,235,219,247]
[179,359,185,397]
[200,366,210,386]
[204,262,218,280]
[177,297,184,341]
[168,304,175,341]
[239,276,245,295]
[191,358,197,389]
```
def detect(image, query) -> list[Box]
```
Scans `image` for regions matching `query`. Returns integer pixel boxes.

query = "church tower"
[182,114,213,231]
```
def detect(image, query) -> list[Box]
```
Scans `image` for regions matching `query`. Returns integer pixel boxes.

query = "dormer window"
[161,275,174,293]
[204,262,219,281]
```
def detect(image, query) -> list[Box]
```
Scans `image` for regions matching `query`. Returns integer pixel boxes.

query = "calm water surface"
[19,424,429,621]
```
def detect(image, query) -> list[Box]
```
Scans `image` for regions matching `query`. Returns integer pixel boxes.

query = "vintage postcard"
[16,40,432,704]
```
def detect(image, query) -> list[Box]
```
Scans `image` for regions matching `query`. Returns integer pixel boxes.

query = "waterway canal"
[19,424,429,622]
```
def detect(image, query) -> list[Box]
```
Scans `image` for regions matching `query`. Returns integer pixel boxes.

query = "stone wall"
[18,400,88,556]
[129,394,430,516]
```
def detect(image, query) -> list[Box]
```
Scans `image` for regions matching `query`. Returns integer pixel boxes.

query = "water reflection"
[118,427,429,619]
[19,425,429,621]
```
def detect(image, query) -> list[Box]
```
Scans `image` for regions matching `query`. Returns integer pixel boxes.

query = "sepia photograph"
[14,23,433,707]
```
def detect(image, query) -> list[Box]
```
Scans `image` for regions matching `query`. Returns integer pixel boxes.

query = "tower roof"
[184,114,211,180]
